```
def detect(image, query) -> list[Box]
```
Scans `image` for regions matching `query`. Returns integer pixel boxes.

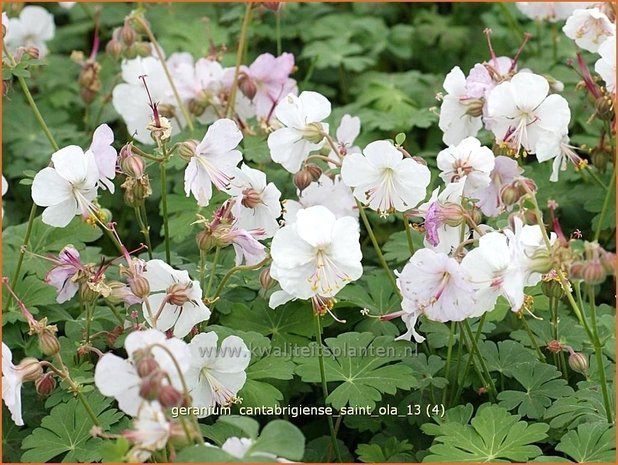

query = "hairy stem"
[226,3,253,118]
[159,162,171,263]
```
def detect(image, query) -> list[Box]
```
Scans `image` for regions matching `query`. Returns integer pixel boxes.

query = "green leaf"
[356,437,414,462]
[402,353,448,390]
[98,437,130,463]
[336,270,402,316]
[544,384,611,429]
[423,405,549,462]
[555,423,616,463]
[498,362,574,419]
[249,420,305,461]
[294,332,418,409]
[174,446,239,463]
[21,393,124,462]
[481,340,538,378]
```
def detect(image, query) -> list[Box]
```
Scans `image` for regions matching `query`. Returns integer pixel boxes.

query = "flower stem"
[205,246,221,298]
[133,15,194,132]
[441,321,456,405]
[199,249,208,298]
[314,314,343,463]
[159,162,171,264]
[275,10,282,56]
[356,200,399,295]
[402,213,415,256]
[135,206,153,259]
[593,165,615,241]
[226,3,253,119]
[4,44,59,307]
[584,165,608,192]
[209,256,270,307]
[521,314,545,362]
[586,285,613,423]
[462,319,497,398]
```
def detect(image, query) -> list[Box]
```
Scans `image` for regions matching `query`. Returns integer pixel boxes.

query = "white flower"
[397,248,478,326]
[270,205,362,300]
[341,140,430,215]
[228,164,282,238]
[125,402,171,462]
[460,231,526,313]
[2,343,24,426]
[228,226,268,266]
[112,56,180,145]
[284,174,357,223]
[415,180,468,254]
[221,437,292,462]
[563,8,615,52]
[595,36,616,93]
[438,66,483,146]
[58,3,76,9]
[4,6,55,57]
[267,91,331,173]
[516,3,594,22]
[2,174,8,219]
[437,136,495,196]
[507,216,556,286]
[31,146,99,227]
[142,260,211,338]
[94,329,191,416]
[186,332,250,415]
[536,134,584,182]
[88,124,117,193]
[329,114,361,162]
[486,72,571,154]
[184,119,243,207]
[476,156,523,217]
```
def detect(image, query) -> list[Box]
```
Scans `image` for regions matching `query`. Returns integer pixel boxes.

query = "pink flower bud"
[35,373,56,396]
[158,385,184,408]
[568,351,588,374]
[18,357,43,382]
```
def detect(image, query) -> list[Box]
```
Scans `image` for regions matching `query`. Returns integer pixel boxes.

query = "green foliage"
[295,332,418,409]
[423,405,549,462]
[555,423,616,463]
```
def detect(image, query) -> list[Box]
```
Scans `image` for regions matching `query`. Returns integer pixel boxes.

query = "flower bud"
[139,372,163,400]
[38,328,61,356]
[35,373,56,396]
[464,98,484,117]
[238,74,257,100]
[591,147,609,172]
[568,351,588,374]
[196,229,215,252]
[541,276,564,299]
[546,340,564,353]
[601,251,616,275]
[569,261,584,281]
[134,41,152,57]
[136,357,159,378]
[241,187,263,209]
[122,154,146,179]
[500,184,521,206]
[120,20,137,46]
[259,267,275,291]
[301,122,325,144]
[517,178,537,196]
[129,275,151,300]
[169,420,200,447]
[544,74,564,93]
[305,163,322,181]
[166,282,193,306]
[595,95,614,120]
[437,202,466,228]
[581,260,606,285]
[294,169,314,192]
[178,139,198,162]
[158,385,184,408]
[467,206,483,227]
[527,249,554,274]
[106,37,123,59]
[18,358,43,382]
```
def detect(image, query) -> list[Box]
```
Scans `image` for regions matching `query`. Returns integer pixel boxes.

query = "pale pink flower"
[88,124,117,193]
[516,3,595,22]
[45,245,84,303]
[437,136,495,196]
[563,7,615,52]
[476,156,523,217]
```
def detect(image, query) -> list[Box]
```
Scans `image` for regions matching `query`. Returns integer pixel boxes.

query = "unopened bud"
[294,169,313,192]
[139,372,163,400]
[305,163,322,181]
[591,147,610,172]
[106,38,123,59]
[196,229,215,252]
[238,74,257,100]
[500,184,521,206]
[158,385,184,408]
[595,95,614,120]
[129,275,150,300]
[120,20,137,46]
[178,139,198,162]
[241,187,263,208]
[259,267,275,291]
[438,202,466,228]
[23,46,40,60]
[18,358,43,382]
[541,276,563,299]
[136,357,159,378]
[568,351,588,374]
[39,328,61,356]
[527,249,554,274]
[464,98,484,117]
[581,260,606,285]
[544,74,564,93]
[517,178,537,196]
[166,282,193,306]
[169,420,200,447]
[121,154,146,178]
[301,122,325,144]
[35,373,56,396]
[467,206,483,227]
[601,251,616,275]
[546,340,564,353]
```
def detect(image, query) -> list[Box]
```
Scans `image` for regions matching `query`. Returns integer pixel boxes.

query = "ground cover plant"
[1,1,616,463]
